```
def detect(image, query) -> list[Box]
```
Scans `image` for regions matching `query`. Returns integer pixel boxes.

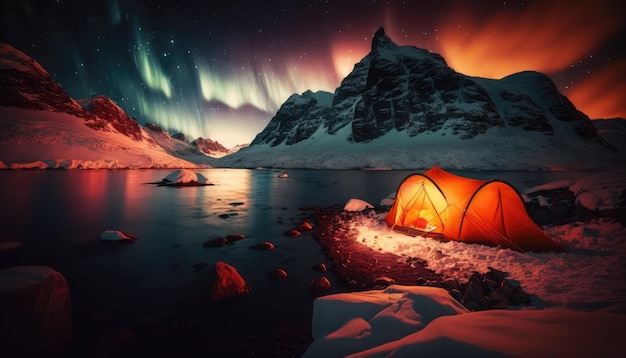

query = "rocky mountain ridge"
[251,27,610,149]
[0,42,229,168]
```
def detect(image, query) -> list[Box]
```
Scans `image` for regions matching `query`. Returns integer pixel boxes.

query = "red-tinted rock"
[225,234,246,242]
[309,276,331,296]
[250,241,275,250]
[312,263,327,272]
[208,262,251,302]
[267,269,288,280]
[294,221,313,232]
[285,229,301,237]
[0,266,73,356]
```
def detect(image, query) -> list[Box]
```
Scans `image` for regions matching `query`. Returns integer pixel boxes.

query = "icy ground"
[305,170,626,357]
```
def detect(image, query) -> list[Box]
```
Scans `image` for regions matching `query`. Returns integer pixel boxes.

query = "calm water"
[0,168,589,331]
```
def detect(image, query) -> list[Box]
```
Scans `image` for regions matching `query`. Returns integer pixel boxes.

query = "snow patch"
[344,198,374,212]
[163,169,210,184]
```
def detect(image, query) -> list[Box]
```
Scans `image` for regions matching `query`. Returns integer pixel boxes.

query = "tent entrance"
[394,179,448,235]
[391,225,445,240]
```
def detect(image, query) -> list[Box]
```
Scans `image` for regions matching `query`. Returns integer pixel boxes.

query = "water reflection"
[0,169,592,326]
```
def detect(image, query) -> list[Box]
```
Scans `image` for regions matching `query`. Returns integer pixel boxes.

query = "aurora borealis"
[1,0,624,147]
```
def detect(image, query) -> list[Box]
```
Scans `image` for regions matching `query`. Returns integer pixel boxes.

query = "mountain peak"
[371,26,397,51]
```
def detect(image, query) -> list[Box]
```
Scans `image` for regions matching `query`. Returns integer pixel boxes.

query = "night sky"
[1,0,624,147]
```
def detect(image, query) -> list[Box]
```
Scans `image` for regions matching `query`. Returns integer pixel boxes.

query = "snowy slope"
[0,42,217,169]
[220,124,620,171]
[0,107,204,169]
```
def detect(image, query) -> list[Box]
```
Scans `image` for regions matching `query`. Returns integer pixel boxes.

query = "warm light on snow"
[352,212,625,309]
[163,169,209,184]
[307,172,625,356]
[347,170,626,309]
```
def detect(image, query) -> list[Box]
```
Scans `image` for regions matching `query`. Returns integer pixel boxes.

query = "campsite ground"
[307,205,444,290]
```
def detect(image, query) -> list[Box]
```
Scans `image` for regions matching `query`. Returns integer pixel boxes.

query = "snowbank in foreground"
[306,286,623,357]
[306,170,625,356]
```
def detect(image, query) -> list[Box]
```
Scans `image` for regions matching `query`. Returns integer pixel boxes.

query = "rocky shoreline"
[4,183,621,357]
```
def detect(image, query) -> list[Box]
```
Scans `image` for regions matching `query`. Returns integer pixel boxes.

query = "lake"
[0,168,590,344]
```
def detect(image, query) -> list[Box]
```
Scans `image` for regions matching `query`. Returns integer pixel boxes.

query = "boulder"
[309,276,331,296]
[0,266,72,355]
[208,262,251,302]
[461,273,489,311]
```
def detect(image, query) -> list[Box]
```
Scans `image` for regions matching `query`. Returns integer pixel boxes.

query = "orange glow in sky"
[438,1,622,78]
[565,59,626,119]
[433,0,625,119]
[329,0,624,120]
[331,40,369,79]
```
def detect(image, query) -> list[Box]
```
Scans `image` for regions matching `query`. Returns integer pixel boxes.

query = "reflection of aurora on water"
[1,0,623,147]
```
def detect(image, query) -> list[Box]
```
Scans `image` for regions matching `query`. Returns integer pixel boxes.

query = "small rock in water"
[312,263,327,272]
[294,221,313,232]
[99,230,138,241]
[225,234,246,242]
[309,276,331,296]
[250,241,275,250]
[285,229,301,237]
[267,269,288,280]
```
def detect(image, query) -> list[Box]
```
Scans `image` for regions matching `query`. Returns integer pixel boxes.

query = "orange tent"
[384,166,565,252]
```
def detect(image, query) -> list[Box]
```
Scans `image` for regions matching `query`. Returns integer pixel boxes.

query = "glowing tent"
[384,166,565,252]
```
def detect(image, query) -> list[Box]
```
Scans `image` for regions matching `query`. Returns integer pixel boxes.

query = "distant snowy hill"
[221,27,622,170]
[0,43,218,169]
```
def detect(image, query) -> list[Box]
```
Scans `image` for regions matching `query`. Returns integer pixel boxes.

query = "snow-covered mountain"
[0,43,218,169]
[592,118,626,154]
[221,27,622,170]
[191,137,230,158]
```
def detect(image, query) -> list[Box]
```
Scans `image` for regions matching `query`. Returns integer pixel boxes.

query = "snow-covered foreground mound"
[306,286,623,357]
[306,170,626,356]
